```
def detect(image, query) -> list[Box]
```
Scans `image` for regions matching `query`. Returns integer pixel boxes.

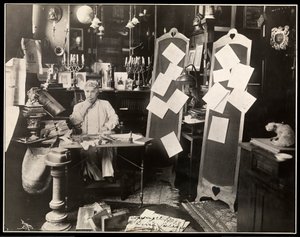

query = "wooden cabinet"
[237,143,295,232]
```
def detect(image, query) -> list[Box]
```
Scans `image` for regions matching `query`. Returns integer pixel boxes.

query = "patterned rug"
[182,200,237,232]
[102,180,180,208]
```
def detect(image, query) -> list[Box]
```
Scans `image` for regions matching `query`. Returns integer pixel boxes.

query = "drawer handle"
[119,108,129,111]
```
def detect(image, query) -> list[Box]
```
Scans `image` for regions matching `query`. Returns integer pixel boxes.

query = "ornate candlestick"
[62,54,84,90]
[41,64,59,90]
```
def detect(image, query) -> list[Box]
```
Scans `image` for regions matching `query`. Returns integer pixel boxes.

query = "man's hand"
[100,126,110,134]
[82,99,94,109]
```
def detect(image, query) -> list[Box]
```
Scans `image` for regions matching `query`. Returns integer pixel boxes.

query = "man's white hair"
[84,80,99,89]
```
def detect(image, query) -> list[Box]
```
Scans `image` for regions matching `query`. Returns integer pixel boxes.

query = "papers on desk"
[162,42,185,65]
[208,116,229,144]
[110,133,143,142]
[184,115,205,124]
[160,131,183,158]
[80,140,98,150]
[125,209,190,232]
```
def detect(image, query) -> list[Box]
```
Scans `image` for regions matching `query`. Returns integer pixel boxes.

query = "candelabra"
[124,56,150,90]
[62,54,84,90]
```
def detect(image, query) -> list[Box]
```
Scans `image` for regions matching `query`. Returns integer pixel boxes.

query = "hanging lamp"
[90,5,101,29]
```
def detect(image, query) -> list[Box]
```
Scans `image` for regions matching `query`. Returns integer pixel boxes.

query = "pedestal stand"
[41,160,71,231]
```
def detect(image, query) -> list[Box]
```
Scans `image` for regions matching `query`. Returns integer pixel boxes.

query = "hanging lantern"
[90,5,101,29]
[131,16,140,25]
[126,20,134,29]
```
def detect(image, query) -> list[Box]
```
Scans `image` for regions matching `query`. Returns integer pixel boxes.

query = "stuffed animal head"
[265,122,277,132]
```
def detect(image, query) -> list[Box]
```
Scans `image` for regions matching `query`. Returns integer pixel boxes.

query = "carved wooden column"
[41,148,71,231]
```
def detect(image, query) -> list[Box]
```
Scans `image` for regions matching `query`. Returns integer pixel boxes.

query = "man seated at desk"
[67,80,119,183]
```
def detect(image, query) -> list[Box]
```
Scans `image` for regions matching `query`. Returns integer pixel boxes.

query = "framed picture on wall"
[70,28,84,51]
[58,72,72,88]
[75,72,87,90]
[243,6,264,29]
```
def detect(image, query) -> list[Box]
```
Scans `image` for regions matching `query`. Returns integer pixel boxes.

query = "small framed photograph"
[114,72,127,90]
[75,72,87,90]
[70,28,84,51]
[58,72,72,88]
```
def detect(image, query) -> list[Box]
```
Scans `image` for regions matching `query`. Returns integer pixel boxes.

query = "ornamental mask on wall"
[270,25,289,50]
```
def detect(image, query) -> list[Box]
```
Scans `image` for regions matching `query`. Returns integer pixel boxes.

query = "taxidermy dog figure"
[265,122,295,147]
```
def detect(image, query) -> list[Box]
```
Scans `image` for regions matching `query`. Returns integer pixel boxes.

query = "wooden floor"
[4,174,203,232]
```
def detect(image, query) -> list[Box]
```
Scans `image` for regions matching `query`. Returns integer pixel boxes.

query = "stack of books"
[250,138,295,154]
[76,202,129,231]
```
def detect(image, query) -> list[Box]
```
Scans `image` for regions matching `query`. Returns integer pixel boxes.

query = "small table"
[181,119,204,201]
[60,136,152,207]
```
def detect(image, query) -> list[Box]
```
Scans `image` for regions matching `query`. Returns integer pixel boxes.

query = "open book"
[250,138,295,154]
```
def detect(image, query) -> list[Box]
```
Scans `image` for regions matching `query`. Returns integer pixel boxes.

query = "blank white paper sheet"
[146,96,169,119]
[213,93,230,114]
[160,131,183,158]
[164,63,183,81]
[214,44,240,70]
[208,116,229,144]
[162,42,185,65]
[151,72,172,97]
[227,63,254,90]
[228,89,257,113]
[167,89,189,114]
[202,82,230,110]
[213,68,231,83]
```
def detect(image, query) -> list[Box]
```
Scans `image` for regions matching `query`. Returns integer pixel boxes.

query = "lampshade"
[90,16,101,29]
[131,16,140,25]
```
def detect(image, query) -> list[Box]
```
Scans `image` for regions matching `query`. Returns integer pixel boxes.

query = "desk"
[60,137,151,207]
[181,119,204,201]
